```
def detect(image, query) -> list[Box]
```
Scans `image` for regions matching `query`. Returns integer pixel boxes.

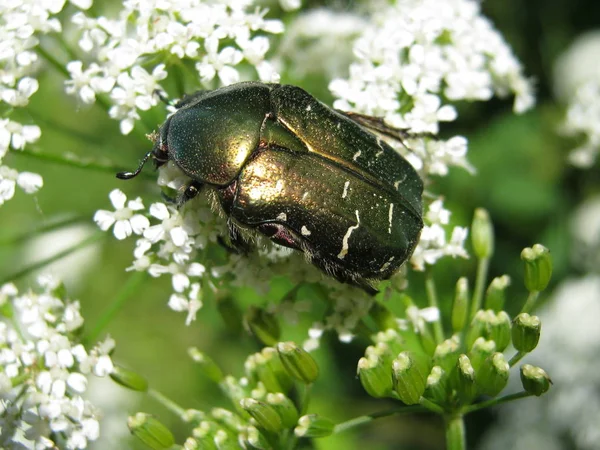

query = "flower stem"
[0,215,87,246]
[148,388,187,419]
[425,271,444,343]
[0,233,105,285]
[333,405,427,434]
[521,291,539,314]
[508,351,526,367]
[444,413,466,450]
[462,391,532,414]
[470,256,490,320]
[84,271,148,345]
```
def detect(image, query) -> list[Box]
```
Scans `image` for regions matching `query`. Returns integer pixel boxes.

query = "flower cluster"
[0,1,85,205]
[0,275,114,449]
[66,0,285,134]
[330,0,534,178]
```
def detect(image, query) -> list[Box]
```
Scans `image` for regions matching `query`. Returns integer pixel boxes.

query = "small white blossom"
[0,276,112,449]
[0,166,43,205]
[94,189,149,240]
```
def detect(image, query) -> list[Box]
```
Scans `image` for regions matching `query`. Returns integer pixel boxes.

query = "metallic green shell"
[166,82,272,186]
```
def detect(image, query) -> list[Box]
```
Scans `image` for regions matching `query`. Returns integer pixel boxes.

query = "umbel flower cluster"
[0,276,114,449]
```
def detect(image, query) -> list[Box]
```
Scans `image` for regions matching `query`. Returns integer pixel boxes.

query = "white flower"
[0,166,43,205]
[94,189,149,240]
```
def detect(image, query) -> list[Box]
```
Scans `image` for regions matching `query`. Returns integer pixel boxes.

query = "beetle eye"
[181,182,202,204]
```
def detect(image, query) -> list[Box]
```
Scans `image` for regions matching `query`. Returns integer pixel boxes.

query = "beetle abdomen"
[231,147,422,279]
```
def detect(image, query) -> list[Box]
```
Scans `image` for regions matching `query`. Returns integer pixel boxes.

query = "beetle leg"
[217,221,252,255]
[337,110,436,149]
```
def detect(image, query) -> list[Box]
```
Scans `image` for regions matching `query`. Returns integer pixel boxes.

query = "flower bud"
[214,429,238,450]
[521,244,552,292]
[433,336,461,374]
[191,421,220,448]
[266,393,299,429]
[489,311,511,352]
[277,342,319,384]
[244,426,271,449]
[471,208,494,259]
[520,364,551,396]
[476,353,509,397]
[424,366,448,405]
[512,313,541,353]
[188,348,224,383]
[294,414,334,438]
[392,351,431,405]
[245,306,280,346]
[454,354,476,403]
[484,275,510,312]
[110,365,148,392]
[240,398,283,433]
[357,354,394,398]
[212,408,244,431]
[452,277,469,333]
[468,338,496,373]
[128,413,175,450]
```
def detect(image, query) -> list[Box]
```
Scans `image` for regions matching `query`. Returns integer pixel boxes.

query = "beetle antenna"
[116,150,153,180]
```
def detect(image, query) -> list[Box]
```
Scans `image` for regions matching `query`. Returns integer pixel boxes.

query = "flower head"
[94,189,149,240]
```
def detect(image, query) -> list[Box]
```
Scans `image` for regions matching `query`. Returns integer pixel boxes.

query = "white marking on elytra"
[336,122,341,129]
[301,226,311,236]
[337,210,360,260]
[379,256,395,272]
[353,150,361,161]
[306,104,312,112]
[388,203,394,234]
[394,173,407,189]
[275,180,284,191]
[376,138,385,158]
[277,212,287,221]
[342,181,350,199]
[302,191,310,200]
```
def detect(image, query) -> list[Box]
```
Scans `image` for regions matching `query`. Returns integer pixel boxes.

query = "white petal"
[218,65,240,86]
[168,293,188,311]
[67,373,88,393]
[169,227,188,246]
[108,189,127,209]
[172,273,190,292]
[93,210,115,231]
[130,214,150,234]
[113,220,133,240]
[16,171,43,193]
[0,178,16,202]
[187,262,206,277]
[143,225,165,243]
[149,202,169,220]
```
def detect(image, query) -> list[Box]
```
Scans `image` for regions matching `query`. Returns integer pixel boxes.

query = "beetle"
[117,82,423,294]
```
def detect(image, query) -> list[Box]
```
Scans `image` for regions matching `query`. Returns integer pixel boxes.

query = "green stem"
[521,291,539,314]
[13,147,155,179]
[0,233,105,285]
[83,271,148,345]
[444,413,466,450]
[298,383,312,416]
[148,388,187,419]
[470,257,490,320]
[36,44,70,78]
[333,405,427,434]
[419,396,445,414]
[462,391,532,414]
[0,215,87,246]
[508,351,526,367]
[425,271,444,343]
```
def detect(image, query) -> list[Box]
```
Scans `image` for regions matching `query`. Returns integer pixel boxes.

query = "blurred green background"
[1,0,599,448]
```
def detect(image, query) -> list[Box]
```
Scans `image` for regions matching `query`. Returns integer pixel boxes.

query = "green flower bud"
[512,313,541,353]
[247,350,287,394]
[433,336,461,374]
[424,366,448,405]
[466,309,490,350]
[521,244,552,292]
[373,329,403,356]
[244,426,270,450]
[392,351,431,405]
[476,353,509,397]
[452,277,469,333]
[454,354,476,403]
[211,408,244,432]
[471,208,494,259]
[266,393,299,429]
[214,429,238,450]
[245,306,280,346]
[240,398,283,433]
[357,355,394,398]
[277,342,319,384]
[192,421,219,447]
[490,311,511,352]
[294,414,334,438]
[128,413,175,450]
[110,365,148,392]
[188,348,224,383]
[183,436,200,450]
[520,364,551,396]
[484,275,510,312]
[468,338,496,373]
[216,295,243,334]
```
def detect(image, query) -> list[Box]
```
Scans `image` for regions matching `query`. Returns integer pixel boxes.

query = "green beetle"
[118,82,423,294]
